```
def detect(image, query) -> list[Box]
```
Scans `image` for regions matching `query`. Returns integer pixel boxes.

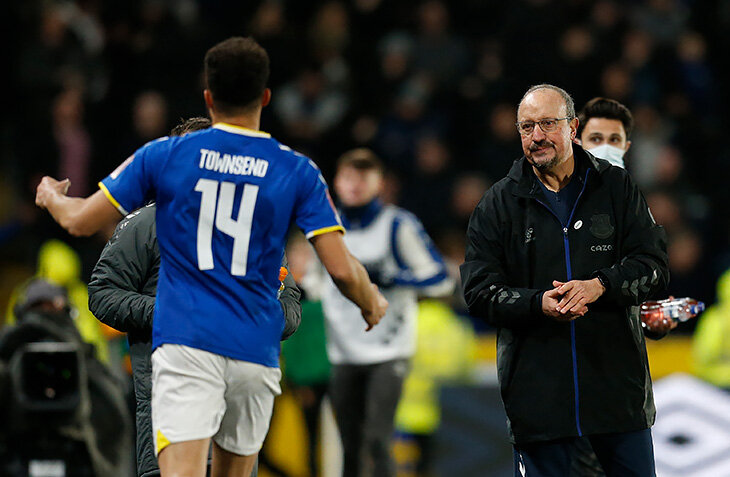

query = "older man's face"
[517,89,578,171]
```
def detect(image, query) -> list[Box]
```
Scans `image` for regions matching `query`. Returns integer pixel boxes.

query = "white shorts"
[151,344,281,456]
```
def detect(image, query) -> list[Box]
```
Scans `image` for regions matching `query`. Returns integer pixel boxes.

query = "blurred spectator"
[249,0,301,87]
[412,0,468,89]
[273,64,349,148]
[627,104,673,187]
[644,190,683,234]
[373,75,446,172]
[555,25,599,101]
[675,31,715,115]
[631,0,688,47]
[114,90,169,165]
[477,102,521,181]
[450,173,490,231]
[693,268,730,389]
[5,239,112,363]
[17,4,86,120]
[400,136,454,235]
[665,227,709,306]
[132,90,169,142]
[53,87,92,197]
[394,298,477,476]
[621,29,661,105]
[599,62,634,104]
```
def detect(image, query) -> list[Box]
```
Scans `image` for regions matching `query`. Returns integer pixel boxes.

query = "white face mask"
[586,144,626,169]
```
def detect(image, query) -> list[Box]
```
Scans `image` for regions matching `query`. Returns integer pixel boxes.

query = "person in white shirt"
[321,148,453,477]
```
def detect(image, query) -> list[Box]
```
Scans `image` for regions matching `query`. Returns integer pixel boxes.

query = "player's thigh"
[213,360,282,456]
[151,344,227,456]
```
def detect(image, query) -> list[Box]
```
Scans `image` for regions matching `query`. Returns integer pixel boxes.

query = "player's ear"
[203,89,215,110]
[261,88,272,108]
[624,140,632,152]
[569,117,579,141]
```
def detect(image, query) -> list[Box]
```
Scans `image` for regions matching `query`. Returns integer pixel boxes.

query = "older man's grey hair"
[519,84,576,119]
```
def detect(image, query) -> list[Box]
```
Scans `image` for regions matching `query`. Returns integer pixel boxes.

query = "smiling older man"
[461,84,669,477]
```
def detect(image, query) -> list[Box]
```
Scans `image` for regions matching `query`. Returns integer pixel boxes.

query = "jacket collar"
[339,199,383,230]
[508,143,607,198]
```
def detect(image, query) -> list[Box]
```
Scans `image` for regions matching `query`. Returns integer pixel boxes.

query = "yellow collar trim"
[213,122,271,138]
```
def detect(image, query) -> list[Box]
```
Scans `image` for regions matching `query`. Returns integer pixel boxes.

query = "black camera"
[0,280,131,476]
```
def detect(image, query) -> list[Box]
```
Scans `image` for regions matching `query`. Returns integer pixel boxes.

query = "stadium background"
[3,0,730,476]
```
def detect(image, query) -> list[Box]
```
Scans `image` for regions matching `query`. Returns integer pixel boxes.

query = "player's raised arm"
[35,177,123,236]
[310,231,388,330]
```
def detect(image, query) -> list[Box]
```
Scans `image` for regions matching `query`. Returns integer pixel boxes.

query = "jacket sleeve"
[592,173,669,306]
[390,214,454,297]
[279,255,302,341]
[88,210,157,333]
[460,193,543,328]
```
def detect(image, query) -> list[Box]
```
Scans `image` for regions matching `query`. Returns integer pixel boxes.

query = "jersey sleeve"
[391,212,454,295]
[98,138,168,215]
[295,158,344,239]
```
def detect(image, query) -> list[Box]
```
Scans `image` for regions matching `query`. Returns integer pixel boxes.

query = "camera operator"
[0,279,132,476]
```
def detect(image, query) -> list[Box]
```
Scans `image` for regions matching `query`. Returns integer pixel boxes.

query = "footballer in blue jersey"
[99,124,342,368]
[36,37,388,476]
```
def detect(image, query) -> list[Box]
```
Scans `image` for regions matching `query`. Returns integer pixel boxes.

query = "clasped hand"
[542,278,605,321]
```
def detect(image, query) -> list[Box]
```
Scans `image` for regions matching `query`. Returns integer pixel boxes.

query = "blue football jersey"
[100,123,343,367]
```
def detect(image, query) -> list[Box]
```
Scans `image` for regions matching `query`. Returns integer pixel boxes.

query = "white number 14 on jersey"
[195,178,258,276]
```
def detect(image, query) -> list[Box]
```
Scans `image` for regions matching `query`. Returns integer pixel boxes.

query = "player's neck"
[211,111,262,132]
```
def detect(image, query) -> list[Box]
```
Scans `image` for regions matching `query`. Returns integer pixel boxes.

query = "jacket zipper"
[534,168,591,437]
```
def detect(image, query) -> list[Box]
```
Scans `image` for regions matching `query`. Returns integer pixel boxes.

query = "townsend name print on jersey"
[198,148,269,177]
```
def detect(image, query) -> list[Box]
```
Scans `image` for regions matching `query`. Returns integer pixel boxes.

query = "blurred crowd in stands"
[4,0,730,474]
[3,0,730,355]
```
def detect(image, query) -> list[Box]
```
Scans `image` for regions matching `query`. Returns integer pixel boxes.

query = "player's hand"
[542,287,586,321]
[362,284,388,331]
[35,177,70,209]
[553,279,605,315]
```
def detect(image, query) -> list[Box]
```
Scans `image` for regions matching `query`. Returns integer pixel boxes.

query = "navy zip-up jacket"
[460,144,669,444]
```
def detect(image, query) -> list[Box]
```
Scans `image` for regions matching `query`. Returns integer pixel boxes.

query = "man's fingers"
[544,287,562,298]
[568,297,587,314]
[60,178,71,194]
[557,281,575,295]
[553,280,565,288]
[560,291,585,313]
[557,287,580,310]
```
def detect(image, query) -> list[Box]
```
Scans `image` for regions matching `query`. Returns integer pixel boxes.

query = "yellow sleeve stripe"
[98,182,129,215]
[156,429,171,456]
[305,225,346,239]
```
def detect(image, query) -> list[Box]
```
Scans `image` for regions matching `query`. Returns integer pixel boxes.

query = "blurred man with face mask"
[577,97,633,169]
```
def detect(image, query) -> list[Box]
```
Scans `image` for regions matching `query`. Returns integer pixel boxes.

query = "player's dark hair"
[337,148,385,174]
[204,37,270,114]
[170,117,211,136]
[577,97,634,138]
